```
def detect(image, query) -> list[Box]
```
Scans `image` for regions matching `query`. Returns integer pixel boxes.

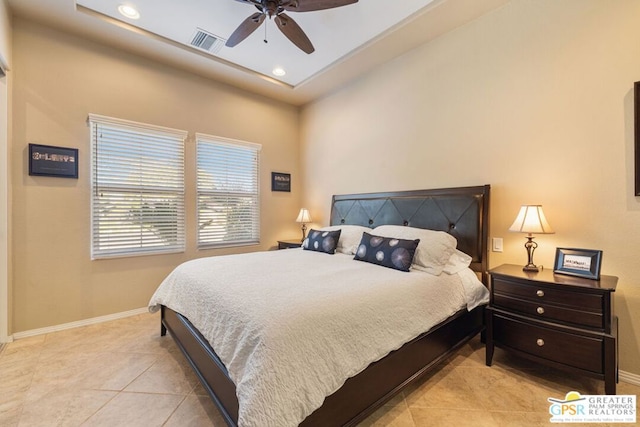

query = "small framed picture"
[554,247,603,280]
[29,143,79,178]
[271,172,291,192]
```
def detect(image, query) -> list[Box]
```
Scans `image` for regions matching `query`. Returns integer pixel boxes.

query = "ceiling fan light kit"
[226,0,359,54]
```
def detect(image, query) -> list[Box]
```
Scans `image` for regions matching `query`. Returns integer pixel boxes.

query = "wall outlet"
[492,237,503,252]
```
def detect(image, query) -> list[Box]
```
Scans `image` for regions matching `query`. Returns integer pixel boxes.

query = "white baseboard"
[11,307,149,340]
[620,370,640,387]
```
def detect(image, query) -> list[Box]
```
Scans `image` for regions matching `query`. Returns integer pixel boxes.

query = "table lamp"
[296,208,312,242]
[509,205,554,272]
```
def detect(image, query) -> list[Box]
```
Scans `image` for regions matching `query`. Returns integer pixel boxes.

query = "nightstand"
[277,239,302,249]
[485,264,618,394]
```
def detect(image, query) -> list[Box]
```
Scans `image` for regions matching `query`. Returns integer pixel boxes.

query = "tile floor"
[0,312,638,426]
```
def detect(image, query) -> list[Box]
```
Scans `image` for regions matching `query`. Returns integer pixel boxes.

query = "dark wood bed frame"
[160,184,490,426]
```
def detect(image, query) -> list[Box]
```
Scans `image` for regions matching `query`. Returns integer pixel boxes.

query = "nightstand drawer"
[494,314,603,374]
[278,240,302,249]
[493,294,604,329]
[493,277,603,311]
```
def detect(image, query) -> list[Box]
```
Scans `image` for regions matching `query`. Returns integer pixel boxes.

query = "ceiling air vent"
[190,28,226,54]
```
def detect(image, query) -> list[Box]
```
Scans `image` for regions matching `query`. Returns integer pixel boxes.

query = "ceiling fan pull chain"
[264,20,268,44]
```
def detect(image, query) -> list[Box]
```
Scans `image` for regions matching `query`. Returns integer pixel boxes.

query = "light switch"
[492,237,503,252]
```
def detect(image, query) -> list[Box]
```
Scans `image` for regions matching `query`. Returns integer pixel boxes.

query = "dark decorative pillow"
[303,229,342,254]
[354,232,420,272]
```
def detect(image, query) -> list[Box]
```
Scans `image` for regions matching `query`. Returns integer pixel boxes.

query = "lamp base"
[522,235,539,273]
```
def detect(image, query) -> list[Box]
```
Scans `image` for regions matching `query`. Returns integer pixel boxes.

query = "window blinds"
[196,134,261,248]
[89,114,186,259]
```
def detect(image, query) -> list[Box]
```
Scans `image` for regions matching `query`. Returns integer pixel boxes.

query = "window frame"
[89,114,187,259]
[195,133,261,249]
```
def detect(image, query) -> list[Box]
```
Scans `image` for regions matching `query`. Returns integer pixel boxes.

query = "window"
[196,133,261,248]
[89,114,186,259]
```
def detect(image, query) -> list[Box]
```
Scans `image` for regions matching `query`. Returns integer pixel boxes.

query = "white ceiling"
[7,0,511,105]
[77,0,437,87]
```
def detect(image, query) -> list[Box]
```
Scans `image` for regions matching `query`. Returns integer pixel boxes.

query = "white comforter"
[148,249,488,427]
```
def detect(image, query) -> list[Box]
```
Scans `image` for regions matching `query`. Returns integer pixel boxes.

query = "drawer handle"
[536,306,545,314]
[536,290,545,297]
[537,338,545,347]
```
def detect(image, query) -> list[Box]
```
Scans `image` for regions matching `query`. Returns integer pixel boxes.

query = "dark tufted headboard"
[330,185,490,284]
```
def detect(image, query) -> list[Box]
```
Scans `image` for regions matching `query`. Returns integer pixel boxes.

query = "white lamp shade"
[509,205,554,234]
[296,208,312,223]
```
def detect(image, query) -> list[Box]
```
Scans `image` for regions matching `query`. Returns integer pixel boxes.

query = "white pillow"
[443,250,473,275]
[372,225,457,275]
[320,225,370,255]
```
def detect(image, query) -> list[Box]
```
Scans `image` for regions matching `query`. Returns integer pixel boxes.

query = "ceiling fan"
[226,0,359,54]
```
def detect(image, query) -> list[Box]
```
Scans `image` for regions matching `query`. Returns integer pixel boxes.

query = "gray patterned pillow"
[302,229,342,254]
[353,232,419,272]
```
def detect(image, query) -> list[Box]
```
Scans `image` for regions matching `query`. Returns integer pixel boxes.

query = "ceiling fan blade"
[283,0,358,13]
[225,12,265,48]
[274,13,315,54]
[232,0,262,6]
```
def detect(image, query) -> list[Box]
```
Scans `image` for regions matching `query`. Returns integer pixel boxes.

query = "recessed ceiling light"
[118,4,140,20]
[272,67,286,77]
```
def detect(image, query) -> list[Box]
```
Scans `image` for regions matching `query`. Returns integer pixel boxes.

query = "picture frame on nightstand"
[554,247,602,280]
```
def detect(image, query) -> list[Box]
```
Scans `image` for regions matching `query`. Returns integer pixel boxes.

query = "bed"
[150,184,490,427]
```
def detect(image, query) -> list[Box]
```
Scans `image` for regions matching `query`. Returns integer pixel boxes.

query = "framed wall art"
[271,172,291,192]
[29,143,79,178]
[554,247,603,280]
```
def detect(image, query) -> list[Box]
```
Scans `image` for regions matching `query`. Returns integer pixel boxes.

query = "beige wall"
[301,0,640,375]
[11,19,301,332]
[0,0,12,342]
